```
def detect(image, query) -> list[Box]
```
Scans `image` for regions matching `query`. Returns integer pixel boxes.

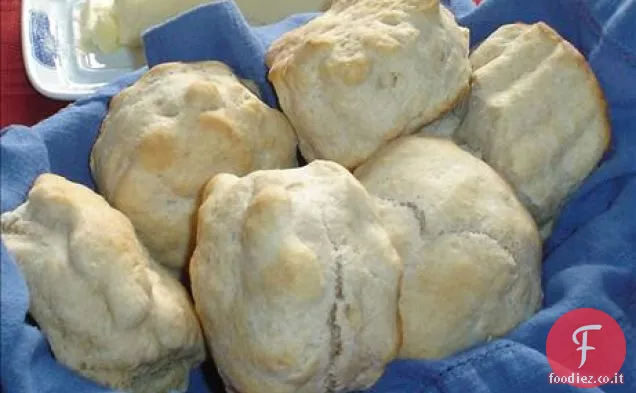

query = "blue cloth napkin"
[1,0,634,392]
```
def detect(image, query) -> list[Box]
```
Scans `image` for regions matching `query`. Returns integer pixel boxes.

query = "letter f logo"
[572,324,602,368]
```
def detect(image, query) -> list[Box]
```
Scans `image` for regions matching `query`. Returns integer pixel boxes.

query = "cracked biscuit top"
[266,0,471,169]
[353,136,543,359]
[190,160,403,393]
[90,61,298,274]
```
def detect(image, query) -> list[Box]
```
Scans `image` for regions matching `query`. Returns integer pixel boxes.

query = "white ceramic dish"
[22,0,145,101]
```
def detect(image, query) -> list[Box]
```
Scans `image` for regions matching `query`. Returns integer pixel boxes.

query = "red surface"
[1,0,69,128]
[0,0,482,129]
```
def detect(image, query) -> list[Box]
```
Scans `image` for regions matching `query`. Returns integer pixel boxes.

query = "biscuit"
[90,61,297,275]
[354,136,543,359]
[267,0,471,169]
[190,160,403,393]
[0,174,206,393]
[454,22,611,230]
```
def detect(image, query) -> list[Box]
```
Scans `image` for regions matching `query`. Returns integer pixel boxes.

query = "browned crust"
[344,77,472,172]
[266,0,442,85]
[96,60,240,137]
[533,22,612,151]
[469,21,612,152]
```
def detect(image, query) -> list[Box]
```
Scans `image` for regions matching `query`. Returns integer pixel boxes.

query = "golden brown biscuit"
[191,160,403,393]
[267,0,471,169]
[354,136,543,359]
[0,174,205,393]
[90,61,298,274]
[454,22,611,231]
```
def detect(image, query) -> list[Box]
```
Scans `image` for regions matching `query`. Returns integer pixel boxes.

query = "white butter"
[79,0,120,53]
[79,0,331,53]
[236,0,331,25]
